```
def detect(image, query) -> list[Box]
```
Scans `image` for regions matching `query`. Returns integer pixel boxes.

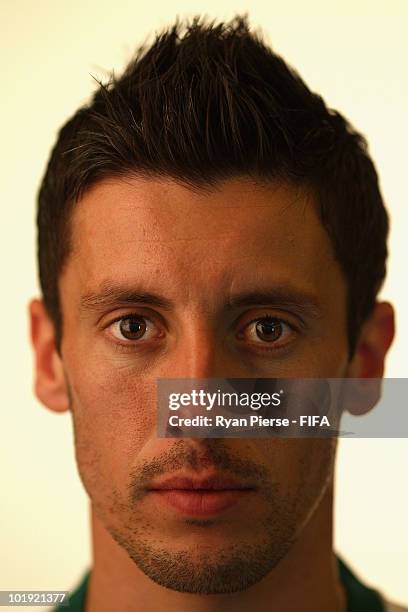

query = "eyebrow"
[80,284,174,313]
[79,283,322,319]
[227,289,322,319]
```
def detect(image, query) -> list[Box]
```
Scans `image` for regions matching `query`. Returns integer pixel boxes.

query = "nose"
[157,319,250,444]
[160,317,247,379]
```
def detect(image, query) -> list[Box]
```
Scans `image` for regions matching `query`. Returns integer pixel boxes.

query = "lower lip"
[150,489,253,516]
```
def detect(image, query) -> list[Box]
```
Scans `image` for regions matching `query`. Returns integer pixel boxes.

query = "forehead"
[62,175,344,305]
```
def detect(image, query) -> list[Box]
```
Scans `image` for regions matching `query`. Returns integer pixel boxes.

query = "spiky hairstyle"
[37,15,388,355]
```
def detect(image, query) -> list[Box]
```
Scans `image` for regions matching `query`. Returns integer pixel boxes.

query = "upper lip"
[148,474,255,491]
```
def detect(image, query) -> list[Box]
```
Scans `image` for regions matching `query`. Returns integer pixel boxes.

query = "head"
[30,16,394,594]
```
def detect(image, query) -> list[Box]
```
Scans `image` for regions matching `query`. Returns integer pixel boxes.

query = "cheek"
[64,352,156,501]
[260,438,336,527]
[289,438,336,529]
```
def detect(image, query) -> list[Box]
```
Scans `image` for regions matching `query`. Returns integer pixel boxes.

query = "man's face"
[58,176,349,593]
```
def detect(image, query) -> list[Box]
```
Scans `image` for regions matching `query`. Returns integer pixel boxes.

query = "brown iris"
[255,318,282,342]
[119,317,147,340]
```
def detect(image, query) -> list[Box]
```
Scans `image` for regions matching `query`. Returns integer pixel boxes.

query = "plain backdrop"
[1,0,407,609]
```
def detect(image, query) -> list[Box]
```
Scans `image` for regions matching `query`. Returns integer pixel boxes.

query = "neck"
[86,484,346,612]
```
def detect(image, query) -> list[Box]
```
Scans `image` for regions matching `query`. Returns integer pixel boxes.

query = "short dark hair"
[37,15,389,356]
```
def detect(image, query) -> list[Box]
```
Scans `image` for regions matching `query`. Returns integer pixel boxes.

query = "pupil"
[120,317,146,340]
[255,319,281,342]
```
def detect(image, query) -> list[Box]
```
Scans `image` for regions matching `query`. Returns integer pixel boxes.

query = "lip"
[147,473,255,517]
[149,474,253,491]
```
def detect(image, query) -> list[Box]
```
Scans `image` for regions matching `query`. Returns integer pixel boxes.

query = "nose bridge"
[159,260,243,379]
[170,316,221,380]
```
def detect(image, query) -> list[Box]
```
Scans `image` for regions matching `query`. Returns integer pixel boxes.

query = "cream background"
[1,0,407,608]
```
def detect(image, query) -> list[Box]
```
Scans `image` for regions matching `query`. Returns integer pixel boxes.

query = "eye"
[109,315,157,343]
[241,316,293,346]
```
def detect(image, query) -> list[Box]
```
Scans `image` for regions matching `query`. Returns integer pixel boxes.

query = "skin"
[29,175,394,612]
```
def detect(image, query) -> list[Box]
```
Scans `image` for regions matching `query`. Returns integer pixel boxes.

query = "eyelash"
[105,312,298,353]
[107,313,162,346]
[237,314,297,353]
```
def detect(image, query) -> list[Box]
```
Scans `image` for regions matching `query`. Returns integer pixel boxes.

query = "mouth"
[147,474,256,517]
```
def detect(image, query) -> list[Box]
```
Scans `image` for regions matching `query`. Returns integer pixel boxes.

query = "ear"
[28,298,70,412]
[345,301,395,414]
